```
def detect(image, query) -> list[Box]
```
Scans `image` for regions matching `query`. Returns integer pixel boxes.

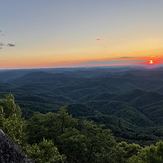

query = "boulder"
[0,129,33,163]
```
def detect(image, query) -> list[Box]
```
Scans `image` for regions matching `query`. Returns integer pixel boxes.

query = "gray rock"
[0,129,33,163]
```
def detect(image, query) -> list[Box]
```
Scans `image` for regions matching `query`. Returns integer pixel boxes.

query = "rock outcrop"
[0,129,33,163]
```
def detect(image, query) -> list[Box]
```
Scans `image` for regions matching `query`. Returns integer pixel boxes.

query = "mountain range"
[1,67,163,144]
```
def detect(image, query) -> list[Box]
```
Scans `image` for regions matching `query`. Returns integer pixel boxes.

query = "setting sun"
[149,59,154,65]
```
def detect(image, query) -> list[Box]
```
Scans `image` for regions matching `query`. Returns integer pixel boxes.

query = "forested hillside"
[0,94,163,163]
[1,68,163,144]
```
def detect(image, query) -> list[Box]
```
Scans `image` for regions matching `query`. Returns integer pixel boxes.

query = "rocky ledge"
[0,129,33,163]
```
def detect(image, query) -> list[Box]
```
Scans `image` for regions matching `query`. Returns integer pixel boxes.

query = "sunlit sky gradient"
[1,0,163,68]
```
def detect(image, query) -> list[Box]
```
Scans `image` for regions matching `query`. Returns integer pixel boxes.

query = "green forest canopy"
[0,94,163,163]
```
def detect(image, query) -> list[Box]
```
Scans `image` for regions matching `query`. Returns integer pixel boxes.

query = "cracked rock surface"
[0,129,33,163]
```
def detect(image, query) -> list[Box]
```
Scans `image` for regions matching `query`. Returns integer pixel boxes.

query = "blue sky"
[0,0,163,68]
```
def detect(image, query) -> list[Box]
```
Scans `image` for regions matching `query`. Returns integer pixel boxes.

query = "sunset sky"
[0,0,163,68]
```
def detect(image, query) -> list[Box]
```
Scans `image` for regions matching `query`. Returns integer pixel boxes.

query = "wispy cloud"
[74,56,147,67]
[96,38,101,41]
[7,43,15,47]
[119,56,136,59]
[0,29,15,49]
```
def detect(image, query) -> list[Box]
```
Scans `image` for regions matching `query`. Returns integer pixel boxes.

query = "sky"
[0,0,163,68]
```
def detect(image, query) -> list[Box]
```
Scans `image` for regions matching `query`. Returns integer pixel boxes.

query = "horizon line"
[0,64,162,71]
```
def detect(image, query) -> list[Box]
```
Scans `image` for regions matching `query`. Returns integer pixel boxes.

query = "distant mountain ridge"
[1,67,163,143]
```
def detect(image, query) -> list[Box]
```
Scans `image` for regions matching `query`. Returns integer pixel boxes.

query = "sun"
[149,59,154,65]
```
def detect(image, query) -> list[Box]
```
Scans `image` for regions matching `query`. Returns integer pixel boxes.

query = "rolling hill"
[1,67,163,143]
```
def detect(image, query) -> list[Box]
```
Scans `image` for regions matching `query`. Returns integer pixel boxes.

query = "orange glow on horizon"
[1,53,163,68]
[143,56,162,66]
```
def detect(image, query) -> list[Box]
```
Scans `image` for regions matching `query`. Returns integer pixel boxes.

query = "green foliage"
[79,120,117,163]
[128,141,163,163]
[27,108,117,163]
[26,107,77,144]
[1,94,163,163]
[2,115,25,145]
[0,94,25,145]
[0,94,22,118]
[57,107,77,134]
[59,128,88,163]
[26,139,65,163]
[3,70,163,143]
[60,124,116,163]
[116,141,142,163]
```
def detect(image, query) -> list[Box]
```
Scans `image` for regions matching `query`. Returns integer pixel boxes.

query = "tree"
[0,94,21,118]
[26,139,65,163]
[0,94,25,145]
[128,141,163,163]
[26,107,77,144]
[116,141,141,163]
[81,120,117,163]
[59,120,117,163]
[59,128,88,163]
[26,109,117,163]
[57,106,77,134]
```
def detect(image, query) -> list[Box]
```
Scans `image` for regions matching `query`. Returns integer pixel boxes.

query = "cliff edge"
[0,129,33,163]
